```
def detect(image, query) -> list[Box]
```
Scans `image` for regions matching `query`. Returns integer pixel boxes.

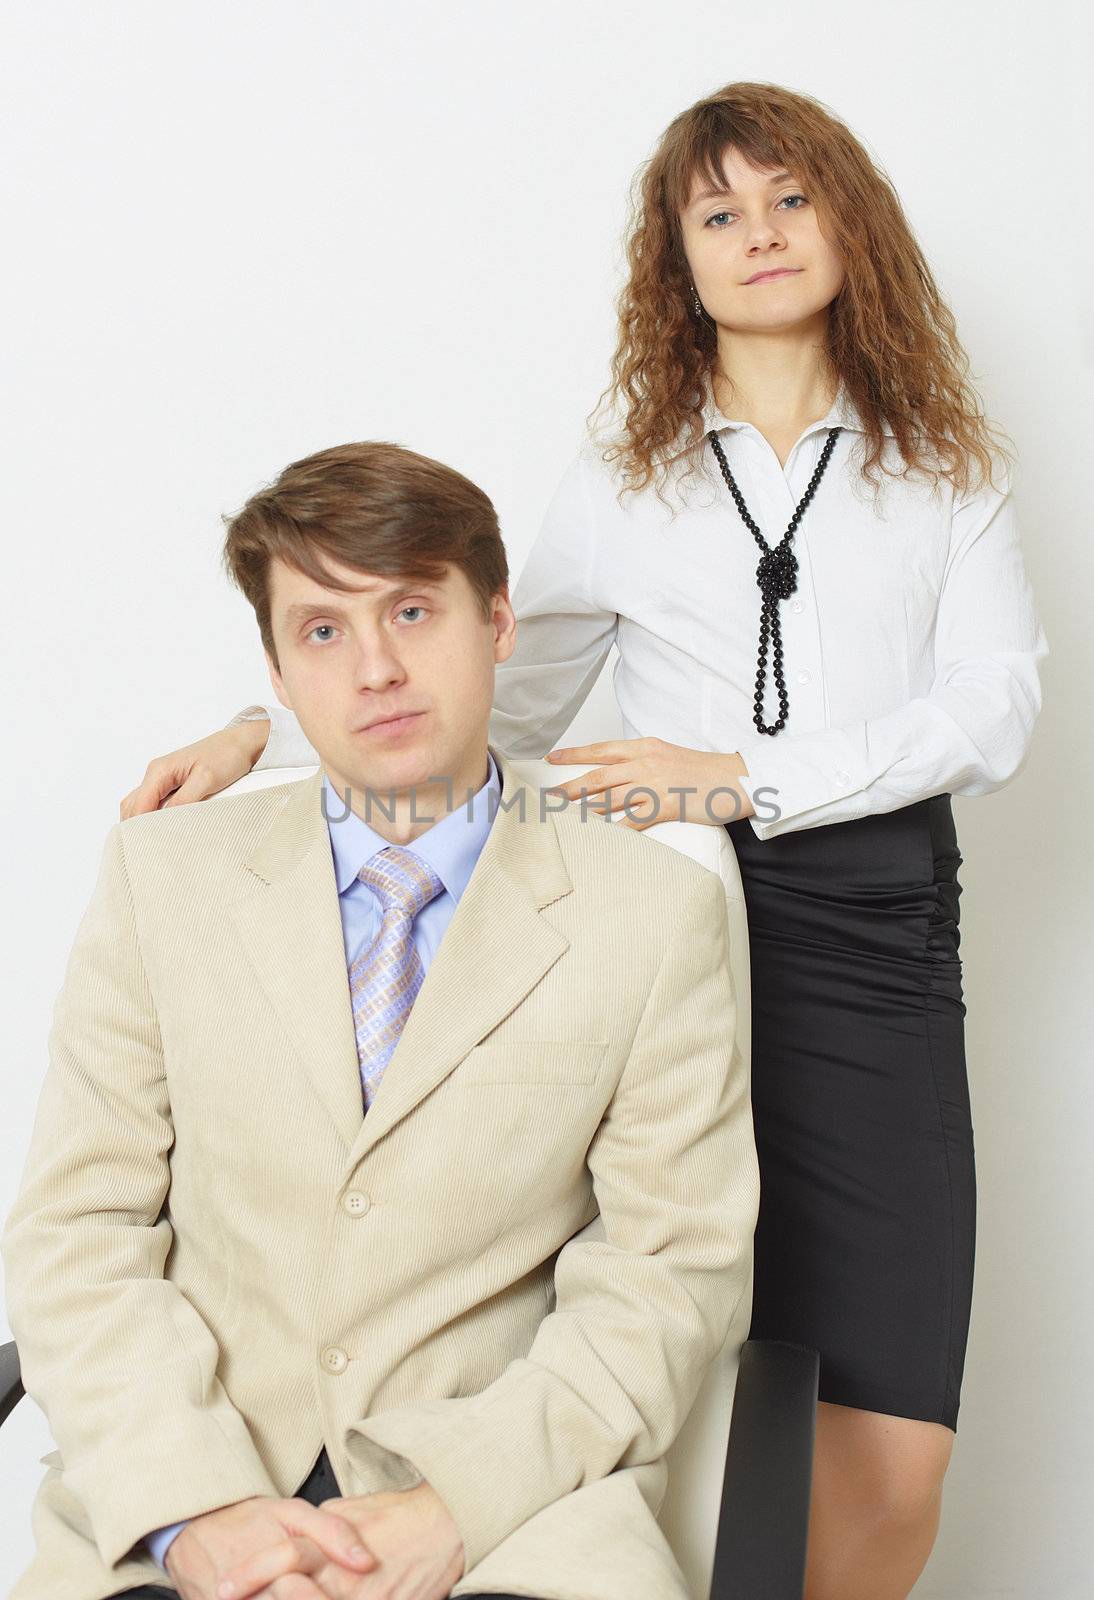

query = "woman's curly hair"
[588,81,1012,505]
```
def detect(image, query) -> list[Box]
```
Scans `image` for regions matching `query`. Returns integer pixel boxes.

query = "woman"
[122,83,1048,1599]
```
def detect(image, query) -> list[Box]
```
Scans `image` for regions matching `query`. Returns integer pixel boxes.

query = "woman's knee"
[814,1402,954,1529]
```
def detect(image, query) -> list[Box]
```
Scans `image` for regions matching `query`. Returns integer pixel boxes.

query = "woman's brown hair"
[221,441,509,671]
[589,80,1012,504]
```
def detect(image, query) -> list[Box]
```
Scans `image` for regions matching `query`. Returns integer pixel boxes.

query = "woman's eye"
[705,194,807,227]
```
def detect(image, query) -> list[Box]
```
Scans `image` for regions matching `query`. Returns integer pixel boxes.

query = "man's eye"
[307,624,337,643]
[398,606,426,622]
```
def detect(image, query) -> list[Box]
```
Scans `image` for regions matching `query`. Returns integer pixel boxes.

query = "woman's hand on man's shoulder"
[119,720,270,818]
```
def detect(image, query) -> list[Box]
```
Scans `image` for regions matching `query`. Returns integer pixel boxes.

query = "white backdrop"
[1,3,1089,1595]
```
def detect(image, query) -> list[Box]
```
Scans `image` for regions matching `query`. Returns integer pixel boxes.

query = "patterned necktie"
[349,845,446,1109]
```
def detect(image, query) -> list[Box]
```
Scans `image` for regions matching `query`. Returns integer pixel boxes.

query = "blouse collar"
[655,377,894,467]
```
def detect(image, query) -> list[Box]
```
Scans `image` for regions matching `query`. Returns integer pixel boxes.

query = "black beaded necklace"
[707,425,842,736]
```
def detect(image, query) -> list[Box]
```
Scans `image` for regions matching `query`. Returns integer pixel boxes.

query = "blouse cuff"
[225,705,320,772]
[734,726,870,840]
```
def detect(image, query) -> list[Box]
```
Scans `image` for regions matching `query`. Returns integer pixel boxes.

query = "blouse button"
[790,599,804,613]
[797,670,811,684]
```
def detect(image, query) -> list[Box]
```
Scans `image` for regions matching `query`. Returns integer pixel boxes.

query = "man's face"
[266,553,516,824]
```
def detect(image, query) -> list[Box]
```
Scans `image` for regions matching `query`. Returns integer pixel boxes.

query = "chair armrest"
[709,1338,819,1600]
[1,1339,24,1427]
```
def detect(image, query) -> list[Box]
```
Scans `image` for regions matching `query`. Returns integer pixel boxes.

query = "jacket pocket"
[453,1039,605,1086]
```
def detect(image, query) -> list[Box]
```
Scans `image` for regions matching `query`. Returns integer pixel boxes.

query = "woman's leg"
[727,796,972,1600]
[803,1403,954,1600]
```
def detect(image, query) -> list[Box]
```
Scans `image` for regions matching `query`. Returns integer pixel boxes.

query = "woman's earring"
[691,285,704,319]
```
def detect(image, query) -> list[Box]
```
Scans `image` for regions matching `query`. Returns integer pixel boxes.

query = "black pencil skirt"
[725,792,974,1433]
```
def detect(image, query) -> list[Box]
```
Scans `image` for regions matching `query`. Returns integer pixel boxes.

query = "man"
[2,440,759,1600]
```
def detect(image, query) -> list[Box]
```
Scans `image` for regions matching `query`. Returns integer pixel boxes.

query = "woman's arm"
[731,467,1049,840]
[224,703,320,770]
[489,448,618,756]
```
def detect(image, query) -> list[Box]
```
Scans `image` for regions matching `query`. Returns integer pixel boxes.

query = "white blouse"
[229,383,1049,841]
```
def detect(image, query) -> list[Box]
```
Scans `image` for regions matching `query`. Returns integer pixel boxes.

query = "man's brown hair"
[221,440,509,670]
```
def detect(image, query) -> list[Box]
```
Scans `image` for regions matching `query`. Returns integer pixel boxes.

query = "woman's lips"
[746,268,802,284]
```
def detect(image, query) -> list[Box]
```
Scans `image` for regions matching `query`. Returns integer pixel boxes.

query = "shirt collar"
[661,376,893,465]
[324,747,502,903]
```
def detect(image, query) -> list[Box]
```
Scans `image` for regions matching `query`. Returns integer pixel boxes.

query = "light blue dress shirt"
[143,751,502,1569]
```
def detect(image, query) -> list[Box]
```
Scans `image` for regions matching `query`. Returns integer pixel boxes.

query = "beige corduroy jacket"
[2,747,759,1600]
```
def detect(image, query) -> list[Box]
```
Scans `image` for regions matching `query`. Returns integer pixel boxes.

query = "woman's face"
[678,145,845,335]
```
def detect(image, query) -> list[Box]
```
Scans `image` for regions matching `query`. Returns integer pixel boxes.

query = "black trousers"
[727,791,975,1432]
[113,1445,546,1599]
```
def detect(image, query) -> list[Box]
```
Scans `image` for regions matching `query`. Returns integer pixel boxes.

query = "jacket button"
[321,1346,348,1374]
[342,1190,370,1216]
[835,769,850,785]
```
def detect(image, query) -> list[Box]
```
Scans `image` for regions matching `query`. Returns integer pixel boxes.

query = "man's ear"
[265,650,291,712]
[493,588,518,665]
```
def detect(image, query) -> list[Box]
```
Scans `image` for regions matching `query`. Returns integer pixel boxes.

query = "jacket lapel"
[227,749,574,1177]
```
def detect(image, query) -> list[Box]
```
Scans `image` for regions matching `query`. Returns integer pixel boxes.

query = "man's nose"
[351,634,406,689]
